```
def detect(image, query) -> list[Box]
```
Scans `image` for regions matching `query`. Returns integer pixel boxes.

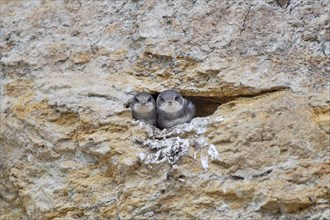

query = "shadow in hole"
[188,96,222,117]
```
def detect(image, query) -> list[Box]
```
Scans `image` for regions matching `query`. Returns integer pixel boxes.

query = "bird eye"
[175,96,179,101]
[134,98,139,103]
[160,97,165,102]
[147,97,152,102]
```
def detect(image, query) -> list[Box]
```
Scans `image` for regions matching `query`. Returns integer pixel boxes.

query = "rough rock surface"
[0,0,329,219]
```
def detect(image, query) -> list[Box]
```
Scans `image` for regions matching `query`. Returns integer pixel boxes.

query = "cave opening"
[150,93,222,118]
[126,92,225,129]
[189,96,223,117]
[126,93,224,127]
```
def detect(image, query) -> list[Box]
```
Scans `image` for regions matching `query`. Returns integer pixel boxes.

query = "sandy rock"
[0,0,329,219]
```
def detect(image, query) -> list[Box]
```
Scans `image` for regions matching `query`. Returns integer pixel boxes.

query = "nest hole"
[188,96,222,117]
[150,93,222,117]
[126,92,223,118]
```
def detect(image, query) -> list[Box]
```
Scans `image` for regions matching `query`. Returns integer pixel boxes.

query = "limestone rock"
[0,0,329,219]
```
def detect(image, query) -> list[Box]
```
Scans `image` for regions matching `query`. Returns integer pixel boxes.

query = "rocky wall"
[0,0,329,219]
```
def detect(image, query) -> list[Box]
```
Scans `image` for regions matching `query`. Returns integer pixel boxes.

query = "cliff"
[0,0,329,219]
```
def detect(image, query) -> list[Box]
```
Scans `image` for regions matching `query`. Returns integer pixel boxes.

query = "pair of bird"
[130,89,196,129]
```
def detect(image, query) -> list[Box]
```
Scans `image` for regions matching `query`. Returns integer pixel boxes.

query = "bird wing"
[185,99,196,116]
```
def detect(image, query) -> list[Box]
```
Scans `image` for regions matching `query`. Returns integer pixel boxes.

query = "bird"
[130,92,157,126]
[156,89,195,129]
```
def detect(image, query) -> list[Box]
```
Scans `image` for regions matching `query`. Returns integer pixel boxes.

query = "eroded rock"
[0,0,329,219]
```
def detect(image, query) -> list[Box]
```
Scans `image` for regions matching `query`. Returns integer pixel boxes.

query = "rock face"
[0,0,329,219]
